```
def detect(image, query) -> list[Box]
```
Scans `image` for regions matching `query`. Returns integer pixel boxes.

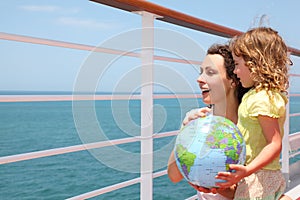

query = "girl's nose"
[233,66,238,75]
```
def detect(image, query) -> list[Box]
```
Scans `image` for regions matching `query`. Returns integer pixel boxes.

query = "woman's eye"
[206,69,216,76]
[200,67,217,76]
[199,68,203,75]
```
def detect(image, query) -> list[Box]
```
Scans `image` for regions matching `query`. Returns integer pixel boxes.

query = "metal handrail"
[90,0,300,57]
[0,32,201,65]
[67,170,168,200]
[0,93,202,102]
[0,131,178,165]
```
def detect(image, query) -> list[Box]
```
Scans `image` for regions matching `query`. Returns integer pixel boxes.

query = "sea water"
[0,96,299,199]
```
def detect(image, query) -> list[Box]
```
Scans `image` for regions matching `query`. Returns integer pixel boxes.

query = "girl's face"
[197,54,232,105]
[232,55,254,88]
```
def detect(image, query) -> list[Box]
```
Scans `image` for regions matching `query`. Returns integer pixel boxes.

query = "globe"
[174,114,246,188]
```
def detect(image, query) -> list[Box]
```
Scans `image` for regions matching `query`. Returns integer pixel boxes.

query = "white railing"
[0,130,178,165]
[290,132,300,158]
[1,0,300,199]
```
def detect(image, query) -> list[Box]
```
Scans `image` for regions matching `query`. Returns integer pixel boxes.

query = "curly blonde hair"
[230,27,291,93]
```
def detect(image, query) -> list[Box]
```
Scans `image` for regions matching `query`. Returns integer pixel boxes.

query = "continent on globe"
[176,144,196,176]
[174,115,246,188]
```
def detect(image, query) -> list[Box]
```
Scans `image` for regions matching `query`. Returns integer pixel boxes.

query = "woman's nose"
[197,74,206,84]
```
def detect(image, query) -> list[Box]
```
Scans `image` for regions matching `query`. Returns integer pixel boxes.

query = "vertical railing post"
[140,11,155,200]
[282,87,290,187]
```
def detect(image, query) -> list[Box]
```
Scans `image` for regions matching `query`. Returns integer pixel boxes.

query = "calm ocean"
[0,97,299,200]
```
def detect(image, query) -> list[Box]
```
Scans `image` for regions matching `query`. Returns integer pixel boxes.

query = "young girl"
[167,44,249,200]
[215,27,292,200]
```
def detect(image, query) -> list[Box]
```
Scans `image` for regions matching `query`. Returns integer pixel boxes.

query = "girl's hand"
[182,107,211,126]
[188,183,218,194]
[189,182,236,199]
[215,164,248,188]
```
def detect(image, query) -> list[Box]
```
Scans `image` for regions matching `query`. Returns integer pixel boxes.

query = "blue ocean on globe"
[174,114,246,188]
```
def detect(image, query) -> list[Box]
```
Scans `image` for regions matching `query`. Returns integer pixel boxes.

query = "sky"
[1,0,300,94]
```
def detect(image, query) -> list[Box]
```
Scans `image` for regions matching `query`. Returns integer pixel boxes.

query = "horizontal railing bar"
[67,169,168,199]
[290,151,300,158]
[290,74,300,77]
[70,94,202,100]
[289,132,300,152]
[290,93,300,97]
[0,32,201,65]
[0,137,136,164]
[288,47,300,57]
[153,131,177,138]
[0,131,177,165]
[2,129,298,165]
[0,94,202,102]
[90,0,300,57]
[0,32,136,55]
[67,177,141,200]
[153,169,167,178]
[290,113,300,117]
[90,0,240,38]
[290,132,300,137]
[185,195,198,200]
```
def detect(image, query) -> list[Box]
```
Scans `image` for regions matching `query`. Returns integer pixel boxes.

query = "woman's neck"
[211,94,239,124]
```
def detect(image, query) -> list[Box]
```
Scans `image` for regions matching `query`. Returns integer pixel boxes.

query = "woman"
[167,43,249,200]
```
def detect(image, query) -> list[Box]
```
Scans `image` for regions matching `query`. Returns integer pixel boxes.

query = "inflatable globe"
[174,114,246,188]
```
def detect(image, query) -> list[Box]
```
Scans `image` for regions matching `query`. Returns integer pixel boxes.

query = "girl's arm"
[245,115,282,174]
[215,115,282,188]
[190,183,236,199]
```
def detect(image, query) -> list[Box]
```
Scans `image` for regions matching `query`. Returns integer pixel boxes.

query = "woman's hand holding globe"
[182,107,211,126]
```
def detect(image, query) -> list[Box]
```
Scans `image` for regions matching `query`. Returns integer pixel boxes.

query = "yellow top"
[237,88,288,170]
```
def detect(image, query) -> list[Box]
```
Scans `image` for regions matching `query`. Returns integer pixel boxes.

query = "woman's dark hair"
[207,44,250,103]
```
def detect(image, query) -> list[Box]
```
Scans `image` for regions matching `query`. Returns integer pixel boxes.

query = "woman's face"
[197,54,232,105]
